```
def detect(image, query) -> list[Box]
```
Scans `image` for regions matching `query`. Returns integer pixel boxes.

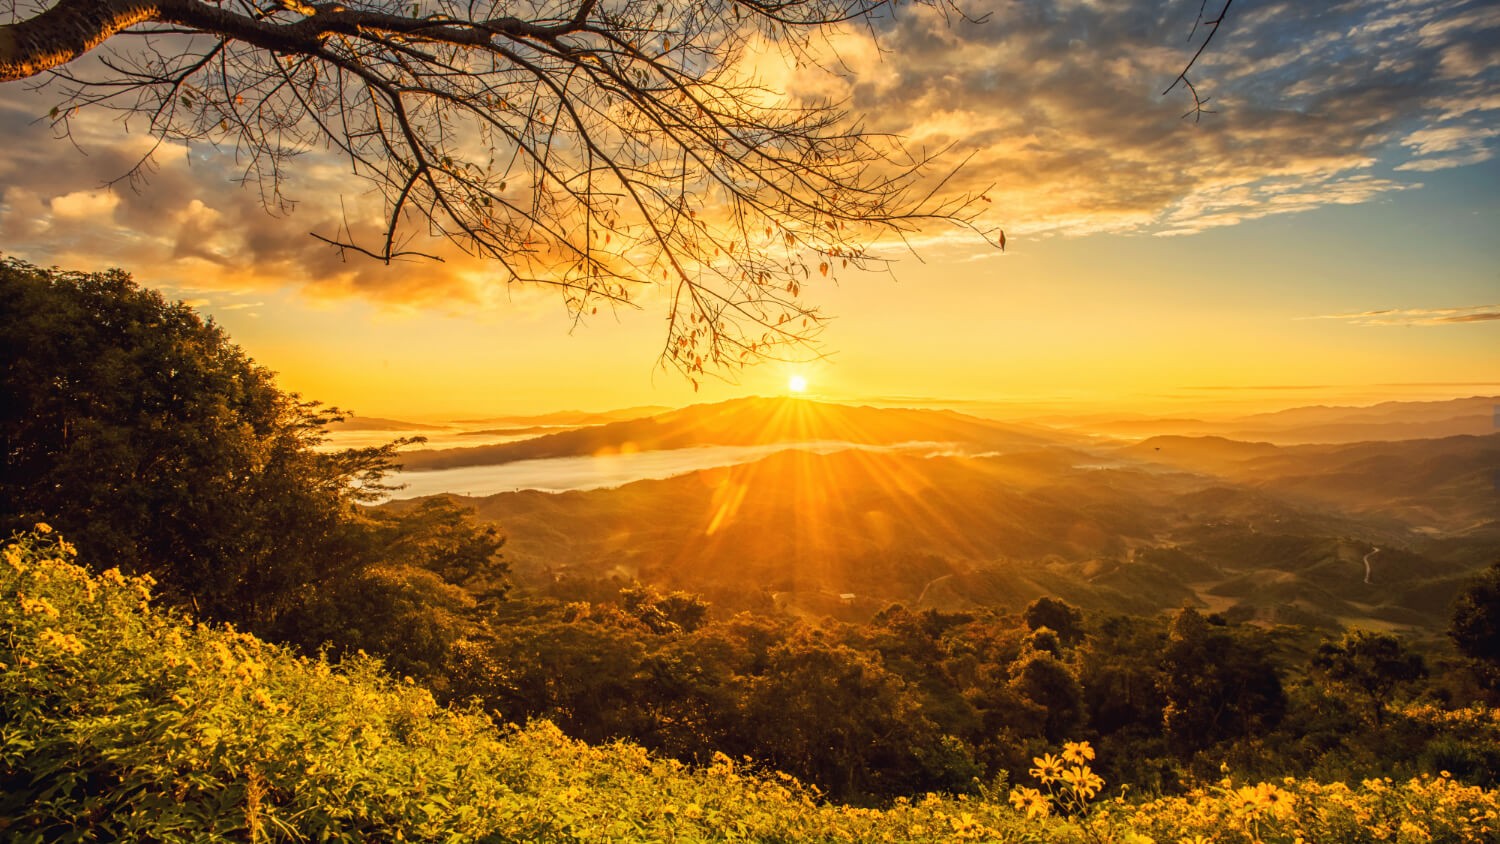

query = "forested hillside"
[455,438,1497,630]
[5,528,1498,842]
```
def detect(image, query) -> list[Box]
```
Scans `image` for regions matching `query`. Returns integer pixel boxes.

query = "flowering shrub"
[2,527,1497,842]
[1111,771,1498,844]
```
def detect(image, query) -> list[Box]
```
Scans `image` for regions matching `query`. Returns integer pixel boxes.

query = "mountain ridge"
[399,396,1069,471]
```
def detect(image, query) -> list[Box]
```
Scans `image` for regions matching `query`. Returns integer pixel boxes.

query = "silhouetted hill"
[1234,395,1496,428]
[327,415,447,431]
[400,397,1067,470]
[460,448,1167,611]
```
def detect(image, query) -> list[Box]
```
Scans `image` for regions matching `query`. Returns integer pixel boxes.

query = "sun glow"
[788,375,808,394]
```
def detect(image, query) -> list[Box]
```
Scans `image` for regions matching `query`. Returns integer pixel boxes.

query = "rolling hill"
[426,427,1498,630]
[1123,433,1500,534]
[399,396,1069,471]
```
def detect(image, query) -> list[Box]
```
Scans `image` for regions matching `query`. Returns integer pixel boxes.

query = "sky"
[1,0,1497,420]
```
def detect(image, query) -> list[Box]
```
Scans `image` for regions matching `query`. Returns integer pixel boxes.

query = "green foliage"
[382,498,509,609]
[0,257,392,624]
[1312,630,1428,727]
[745,632,980,800]
[6,527,1499,842]
[1023,597,1085,646]
[619,583,710,634]
[0,257,505,671]
[1451,560,1500,688]
[447,583,1500,802]
[1008,649,1086,744]
[1160,608,1287,755]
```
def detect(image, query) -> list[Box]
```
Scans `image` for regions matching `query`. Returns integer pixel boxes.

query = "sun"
[788,374,808,394]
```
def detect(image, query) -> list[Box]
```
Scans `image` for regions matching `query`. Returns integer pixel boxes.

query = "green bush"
[3,527,1497,843]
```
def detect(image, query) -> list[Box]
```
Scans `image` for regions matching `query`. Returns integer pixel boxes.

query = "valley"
[387,395,1500,632]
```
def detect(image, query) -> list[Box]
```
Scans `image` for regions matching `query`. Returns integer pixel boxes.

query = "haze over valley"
[375,395,1500,632]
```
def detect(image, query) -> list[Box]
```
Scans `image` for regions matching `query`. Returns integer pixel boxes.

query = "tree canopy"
[0,255,504,657]
[1452,561,1500,689]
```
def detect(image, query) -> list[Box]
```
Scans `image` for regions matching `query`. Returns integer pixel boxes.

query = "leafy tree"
[1312,630,1427,727]
[1451,561,1500,688]
[448,609,654,740]
[0,256,505,648]
[1023,597,1085,647]
[278,563,479,685]
[619,583,711,634]
[1159,608,1286,754]
[1077,614,1167,738]
[382,497,509,609]
[745,633,974,799]
[1007,646,1085,744]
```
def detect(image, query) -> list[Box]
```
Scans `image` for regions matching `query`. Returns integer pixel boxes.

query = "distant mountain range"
[387,395,1500,632]
[1061,395,1498,444]
[398,397,1067,471]
[1124,433,1500,534]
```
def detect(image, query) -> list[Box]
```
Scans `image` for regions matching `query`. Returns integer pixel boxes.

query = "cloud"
[1301,304,1500,325]
[49,190,120,220]
[0,91,508,310]
[0,0,1496,300]
[823,0,1500,241]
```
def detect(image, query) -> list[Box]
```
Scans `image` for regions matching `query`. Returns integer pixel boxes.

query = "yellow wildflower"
[35,522,52,534]
[236,657,266,682]
[1062,740,1096,764]
[1030,752,1064,783]
[212,642,241,675]
[19,594,59,619]
[37,628,86,656]
[1232,785,1261,811]
[1009,786,1050,819]
[1255,782,1294,818]
[1062,765,1105,800]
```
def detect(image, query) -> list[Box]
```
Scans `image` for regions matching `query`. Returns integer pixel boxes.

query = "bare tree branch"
[0,0,1220,378]
[1163,0,1232,120]
[3,0,1005,378]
